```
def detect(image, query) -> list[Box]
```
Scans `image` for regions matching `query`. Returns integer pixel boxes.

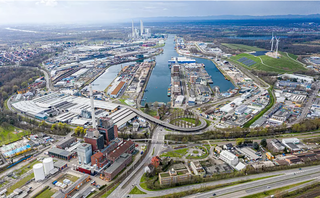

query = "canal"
[143,34,234,104]
[93,34,234,103]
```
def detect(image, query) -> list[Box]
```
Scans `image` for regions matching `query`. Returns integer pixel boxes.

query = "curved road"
[119,104,207,132]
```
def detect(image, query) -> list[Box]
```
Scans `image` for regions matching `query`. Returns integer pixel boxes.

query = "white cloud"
[36,0,57,7]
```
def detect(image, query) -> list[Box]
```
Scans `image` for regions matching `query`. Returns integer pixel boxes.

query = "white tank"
[43,157,54,175]
[33,163,45,181]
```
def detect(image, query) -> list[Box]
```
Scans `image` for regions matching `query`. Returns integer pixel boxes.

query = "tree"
[261,139,267,147]
[2,91,8,100]
[253,142,259,150]
[51,124,56,131]
[236,138,244,146]
[153,102,159,108]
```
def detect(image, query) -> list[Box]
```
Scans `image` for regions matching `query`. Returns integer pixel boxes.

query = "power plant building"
[77,143,93,164]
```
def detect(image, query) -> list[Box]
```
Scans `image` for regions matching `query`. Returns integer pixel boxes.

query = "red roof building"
[107,140,135,162]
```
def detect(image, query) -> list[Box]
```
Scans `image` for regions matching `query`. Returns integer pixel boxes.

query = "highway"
[119,104,207,132]
[125,165,320,198]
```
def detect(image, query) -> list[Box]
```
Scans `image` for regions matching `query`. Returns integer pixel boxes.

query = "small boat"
[167,92,171,97]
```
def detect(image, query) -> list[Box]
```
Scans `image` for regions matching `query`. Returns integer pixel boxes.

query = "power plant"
[129,20,151,39]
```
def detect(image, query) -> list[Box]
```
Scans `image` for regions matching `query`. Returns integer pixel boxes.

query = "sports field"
[230,52,306,73]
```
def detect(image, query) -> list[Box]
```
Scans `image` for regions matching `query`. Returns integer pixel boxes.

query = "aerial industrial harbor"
[1,1,320,198]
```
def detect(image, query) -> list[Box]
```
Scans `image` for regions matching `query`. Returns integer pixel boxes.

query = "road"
[126,165,320,198]
[119,105,207,132]
[110,126,167,198]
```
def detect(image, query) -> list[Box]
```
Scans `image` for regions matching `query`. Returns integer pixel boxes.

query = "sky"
[0,1,319,25]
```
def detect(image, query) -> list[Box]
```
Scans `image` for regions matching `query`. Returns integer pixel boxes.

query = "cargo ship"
[168,56,196,64]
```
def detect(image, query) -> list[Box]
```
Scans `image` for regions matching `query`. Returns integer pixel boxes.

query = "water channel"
[93,34,234,103]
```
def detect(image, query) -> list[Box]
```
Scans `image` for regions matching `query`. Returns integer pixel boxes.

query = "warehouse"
[108,108,137,129]
[110,81,126,98]
[48,147,74,161]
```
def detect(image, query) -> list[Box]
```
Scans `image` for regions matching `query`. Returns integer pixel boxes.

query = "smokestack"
[89,84,96,129]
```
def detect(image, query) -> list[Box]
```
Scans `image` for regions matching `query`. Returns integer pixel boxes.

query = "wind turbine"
[270,32,274,52]
[275,37,280,58]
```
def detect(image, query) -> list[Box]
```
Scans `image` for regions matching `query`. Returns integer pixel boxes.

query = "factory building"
[48,147,74,161]
[110,81,126,98]
[51,175,91,198]
[57,137,77,149]
[98,117,118,143]
[77,143,92,165]
[84,128,104,152]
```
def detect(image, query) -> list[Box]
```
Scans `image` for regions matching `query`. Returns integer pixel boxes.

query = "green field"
[0,126,30,146]
[35,188,56,198]
[230,52,306,73]
[160,148,188,158]
[7,173,34,194]
[15,160,40,176]
[222,43,266,51]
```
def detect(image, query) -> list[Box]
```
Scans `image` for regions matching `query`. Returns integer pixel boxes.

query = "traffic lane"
[136,166,320,198]
[194,171,320,198]
[245,172,320,194]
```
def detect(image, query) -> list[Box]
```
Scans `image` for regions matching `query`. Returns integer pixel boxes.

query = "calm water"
[92,61,136,91]
[93,34,234,102]
[143,34,234,103]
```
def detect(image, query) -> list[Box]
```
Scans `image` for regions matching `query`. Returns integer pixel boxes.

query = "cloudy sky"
[0,1,319,25]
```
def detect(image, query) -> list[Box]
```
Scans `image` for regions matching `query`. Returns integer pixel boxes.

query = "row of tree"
[166,118,320,142]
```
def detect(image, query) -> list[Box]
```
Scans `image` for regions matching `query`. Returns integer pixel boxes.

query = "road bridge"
[120,105,207,132]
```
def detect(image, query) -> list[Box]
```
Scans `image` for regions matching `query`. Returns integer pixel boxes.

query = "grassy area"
[160,148,188,158]
[203,144,211,152]
[58,174,79,183]
[119,99,127,105]
[287,53,298,60]
[222,43,266,51]
[0,125,30,146]
[102,184,119,198]
[129,186,146,194]
[230,52,306,73]
[170,118,200,126]
[152,147,155,155]
[7,173,34,194]
[152,43,165,48]
[141,108,158,117]
[34,188,56,198]
[242,180,314,198]
[187,146,208,159]
[243,87,274,128]
[193,150,199,154]
[15,160,40,176]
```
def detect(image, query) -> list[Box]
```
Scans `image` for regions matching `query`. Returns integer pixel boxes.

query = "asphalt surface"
[126,165,320,198]
[110,126,167,198]
[120,105,207,132]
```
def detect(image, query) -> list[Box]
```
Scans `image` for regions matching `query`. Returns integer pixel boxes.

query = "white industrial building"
[282,138,301,152]
[33,163,45,181]
[175,95,185,106]
[77,143,92,164]
[43,157,54,175]
[282,74,314,83]
[235,105,247,115]
[219,150,239,166]
[107,108,137,129]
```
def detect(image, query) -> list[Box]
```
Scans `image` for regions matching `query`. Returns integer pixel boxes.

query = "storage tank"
[43,157,54,175]
[33,163,45,181]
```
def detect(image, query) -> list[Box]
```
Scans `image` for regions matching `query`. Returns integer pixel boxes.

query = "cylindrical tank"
[43,157,54,175]
[33,163,45,181]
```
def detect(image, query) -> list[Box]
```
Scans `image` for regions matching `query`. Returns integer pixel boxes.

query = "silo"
[33,163,45,181]
[43,157,54,175]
